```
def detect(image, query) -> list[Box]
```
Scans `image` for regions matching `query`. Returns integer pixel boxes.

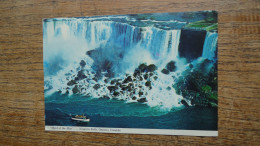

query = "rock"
[104,78,109,83]
[147,64,157,72]
[132,96,137,100]
[138,63,147,72]
[107,86,117,92]
[145,81,151,87]
[102,95,110,99]
[110,79,116,84]
[77,70,87,80]
[72,85,80,94]
[123,76,132,83]
[153,76,158,80]
[139,91,144,97]
[67,80,77,86]
[86,50,94,56]
[166,86,171,90]
[113,91,120,96]
[128,83,134,87]
[137,98,147,103]
[144,74,148,80]
[166,61,176,72]
[80,60,86,67]
[133,72,138,77]
[122,86,127,91]
[139,76,143,81]
[161,69,170,74]
[149,72,154,76]
[181,99,189,107]
[92,76,98,82]
[126,85,132,91]
[93,84,100,90]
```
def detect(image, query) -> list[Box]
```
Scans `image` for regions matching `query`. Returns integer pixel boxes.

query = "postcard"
[43,10,218,136]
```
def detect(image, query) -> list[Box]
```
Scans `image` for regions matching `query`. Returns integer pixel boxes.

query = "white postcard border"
[45,126,218,136]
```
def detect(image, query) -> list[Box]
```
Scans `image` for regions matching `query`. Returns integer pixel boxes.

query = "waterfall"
[44,19,181,63]
[202,32,218,60]
[42,18,190,109]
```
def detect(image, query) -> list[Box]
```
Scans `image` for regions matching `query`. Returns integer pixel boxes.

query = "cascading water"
[43,16,218,110]
[202,32,218,60]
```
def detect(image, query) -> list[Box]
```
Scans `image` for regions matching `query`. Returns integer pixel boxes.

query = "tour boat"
[71,114,90,122]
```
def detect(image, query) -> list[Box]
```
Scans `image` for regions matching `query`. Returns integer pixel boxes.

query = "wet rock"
[138,63,147,72]
[77,70,87,80]
[113,91,120,96]
[181,99,189,107]
[161,69,170,74]
[80,60,86,67]
[72,85,80,94]
[67,80,77,86]
[110,79,116,84]
[126,85,132,91]
[122,86,127,91]
[133,72,138,78]
[93,84,100,90]
[137,98,147,103]
[86,50,94,56]
[147,64,157,72]
[107,86,117,92]
[123,76,132,83]
[102,95,110,99]
[145,81,151,87]
[166,61,176,72]
[144,74,148,80]
[132,96,137,100]
[128,83,134,87]
[139,91,144,97]
[104,78,109,83]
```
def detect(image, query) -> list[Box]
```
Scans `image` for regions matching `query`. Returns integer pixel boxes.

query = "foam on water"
[43,16,217,111]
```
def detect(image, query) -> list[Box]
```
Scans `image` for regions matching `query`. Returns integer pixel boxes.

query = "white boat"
[71,114,90,122]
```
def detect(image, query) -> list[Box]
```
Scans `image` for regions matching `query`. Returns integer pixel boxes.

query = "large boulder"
[137,98,147,103]
[138,63,148,72]
[147,64,157,72]
[123,76,132,83]
[161,69,170,75]
[72,85,80,94]
[77,70,87,80]
[166,61,176,72]
[80,60,86,67]
[67,80,77,86]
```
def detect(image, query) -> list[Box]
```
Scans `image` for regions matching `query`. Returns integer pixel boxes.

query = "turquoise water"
[45,94,217,130]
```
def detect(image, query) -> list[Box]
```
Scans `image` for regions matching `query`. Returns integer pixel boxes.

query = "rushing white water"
[202,32,218,60]
[43,17,217,110]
